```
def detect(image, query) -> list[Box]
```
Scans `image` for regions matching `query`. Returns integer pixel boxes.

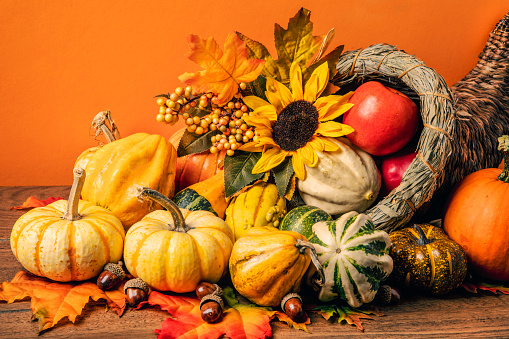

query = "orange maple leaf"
[141,289,276,339]
[0,271,126,332]
[10,196,63,210]
[178,33,265,106]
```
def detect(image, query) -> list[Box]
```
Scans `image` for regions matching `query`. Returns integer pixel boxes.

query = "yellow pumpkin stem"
[136,187,187,232]
[295,239,325,288]
[63,167,85,221]
[497,135,509,183]
[92,110,120,143]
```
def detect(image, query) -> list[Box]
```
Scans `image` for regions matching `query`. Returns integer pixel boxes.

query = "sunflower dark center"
[273,100,319,151]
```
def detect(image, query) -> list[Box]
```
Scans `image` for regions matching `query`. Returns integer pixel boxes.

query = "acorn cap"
[200,293,224,312]
[124,278,149,294]
[211,284,223,297]
[103,261,125,280]
[281,292,302,311]
[374,284,392,305]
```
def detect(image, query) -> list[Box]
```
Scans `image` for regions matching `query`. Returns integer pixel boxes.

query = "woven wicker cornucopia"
[331,12,509,233]
[332,44,455,233]
[447,12,509,188]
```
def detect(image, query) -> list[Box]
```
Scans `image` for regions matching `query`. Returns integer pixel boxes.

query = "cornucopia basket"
[332,43,455,232]
[333,12,509,232]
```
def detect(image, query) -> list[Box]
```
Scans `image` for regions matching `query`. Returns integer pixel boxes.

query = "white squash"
[306,211,393,307]
[296,137,380,216]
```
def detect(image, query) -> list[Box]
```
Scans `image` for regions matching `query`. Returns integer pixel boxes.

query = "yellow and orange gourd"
[10,168,125,282]
[80,132,177,230]
[123,187,234,293]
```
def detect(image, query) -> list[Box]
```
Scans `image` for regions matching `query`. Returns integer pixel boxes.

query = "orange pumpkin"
[174,150,226,192]
[443,135,509,281]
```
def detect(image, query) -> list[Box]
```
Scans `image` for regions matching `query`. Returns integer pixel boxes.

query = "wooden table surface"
[1,185,509,338]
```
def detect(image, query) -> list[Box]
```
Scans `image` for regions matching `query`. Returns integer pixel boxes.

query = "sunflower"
[239,62,355,180]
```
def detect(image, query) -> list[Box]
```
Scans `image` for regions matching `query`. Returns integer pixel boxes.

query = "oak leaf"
[311,303,384,332]
[10,196,63,210]
[178,33,265,106]
[0,271,126,333]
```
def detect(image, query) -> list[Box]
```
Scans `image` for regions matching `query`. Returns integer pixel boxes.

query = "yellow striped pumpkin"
[123,188,234,293]
[10,168,125,282]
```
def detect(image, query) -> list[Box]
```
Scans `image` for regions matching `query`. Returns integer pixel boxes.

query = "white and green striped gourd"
[305,211,393,307]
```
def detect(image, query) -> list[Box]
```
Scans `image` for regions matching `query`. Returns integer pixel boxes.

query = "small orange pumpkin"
[443,135,509,281]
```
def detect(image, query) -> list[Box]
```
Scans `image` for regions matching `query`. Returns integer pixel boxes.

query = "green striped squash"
[172,171,228,219]
[173,189,217,216]
[306,211,393,307]
[280,205,332,236]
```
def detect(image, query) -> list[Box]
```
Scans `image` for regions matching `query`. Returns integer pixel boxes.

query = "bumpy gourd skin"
[225,182,286,241]
[10,200,125,282]
[389,224,467,295]
[81,133,177,230]
[229,226,311,307]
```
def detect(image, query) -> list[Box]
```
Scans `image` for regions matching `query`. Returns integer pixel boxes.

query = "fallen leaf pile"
[0,271,126,332]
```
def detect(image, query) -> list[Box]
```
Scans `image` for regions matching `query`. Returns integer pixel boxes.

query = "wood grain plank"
[1,186,509,338]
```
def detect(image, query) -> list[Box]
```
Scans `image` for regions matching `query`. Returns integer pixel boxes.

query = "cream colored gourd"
[10,168,125,282]
[297,137,381,215]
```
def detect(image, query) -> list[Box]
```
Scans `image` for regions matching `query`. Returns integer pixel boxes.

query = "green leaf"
[312,303,382,332]
[177,129,220,157]
[273,7,322,86]
[236,32,282,82]
[273,158,294,197]
[303,44,344,83]
[244,75,268,102]
[224,151,264,198]
[154,93,170,99]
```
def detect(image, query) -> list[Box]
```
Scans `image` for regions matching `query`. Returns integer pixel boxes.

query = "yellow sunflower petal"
[252,147,288,174]
[251,105,278,121]
[304,62,329,102]
[239,141,264,152]
[314,91,354,109]
[243,115,273,129]
[291,152,307,181]
[318,102,354,122]
[316,121,355,137]
[265,78,293,113]
[290,62,304,101]
[243,96,271,110]
[307,136,325,152]
[321,137,342,152]
[296,143,319,167]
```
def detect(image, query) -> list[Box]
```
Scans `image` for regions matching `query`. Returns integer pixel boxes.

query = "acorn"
[281,293,306,323]
[97,261,125,290]
[124,278,149,308]
[196,281,222,300]
[374,285,401,305]
[200,293,224,323]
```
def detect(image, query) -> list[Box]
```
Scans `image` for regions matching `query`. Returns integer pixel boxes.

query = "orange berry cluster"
[155,83,257,156]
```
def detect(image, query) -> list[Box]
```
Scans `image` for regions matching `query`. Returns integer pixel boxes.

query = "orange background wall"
[1,1,508,186]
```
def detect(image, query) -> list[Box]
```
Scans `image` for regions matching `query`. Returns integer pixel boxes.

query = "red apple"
[343,81,419,156]
[380,147,417,194]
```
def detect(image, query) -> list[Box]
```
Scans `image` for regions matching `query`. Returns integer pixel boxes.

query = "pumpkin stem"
[92,110,120,143]
[63,167,85,221]
[136,187,188,232]
[295,239,325,288]
[497,135,509,182]
[414,224,434,246]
